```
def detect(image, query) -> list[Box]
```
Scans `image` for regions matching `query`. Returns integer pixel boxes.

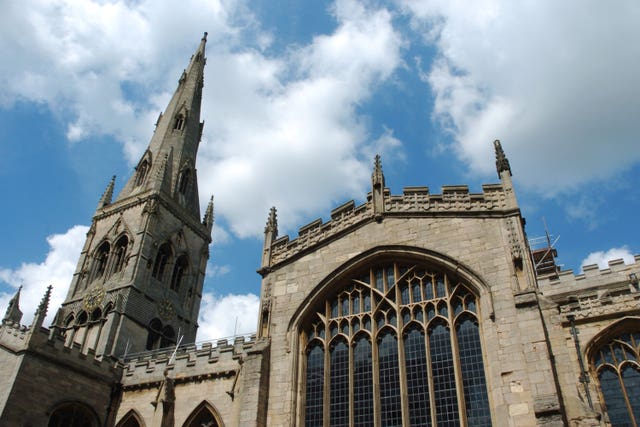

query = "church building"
[1,34,639,427]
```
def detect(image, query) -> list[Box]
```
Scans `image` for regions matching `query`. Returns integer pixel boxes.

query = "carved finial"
[3,285,23,325]
[203,32,208,41]
[31,285,52,328]
[265,207,278,235]
[372,154,385,188]
[97,176,116,210]
[203,196,214,232]
[494,139,511,177]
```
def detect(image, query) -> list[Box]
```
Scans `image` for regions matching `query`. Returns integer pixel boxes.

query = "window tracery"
[135,159,150,187]
[592,331,640,425]
[111,235,129,275]
[183,401,220,427]
[92,242,111,280]
[152,243,173,281]
[302,262,491,426]
[171,255,188,292]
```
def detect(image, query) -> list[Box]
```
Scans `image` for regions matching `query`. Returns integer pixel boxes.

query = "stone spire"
[2,286,23,325]
[96,175,116,210]
[115,32,208,220]
[203,196,214,234]
[371,155,386,221]
[494,139,511,177]
[32,285,52,329]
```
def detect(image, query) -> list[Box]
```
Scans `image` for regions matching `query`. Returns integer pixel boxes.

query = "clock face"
[158,299,175,320]
[83,286,106,311]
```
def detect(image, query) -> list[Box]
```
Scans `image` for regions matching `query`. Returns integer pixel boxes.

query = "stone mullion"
[617,366,639,427]
[369,269,381,427]
[323,302,330,427]
[425,275,437,425]
[393,263,410,427]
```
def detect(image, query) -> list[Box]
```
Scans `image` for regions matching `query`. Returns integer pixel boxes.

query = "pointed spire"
[3,286,23,325]
[265,206,278,236]
[371,155,385,221]
[494,139,511,177]
[96,176,116,210]
[203,195,214,233]
[32,285,52,329]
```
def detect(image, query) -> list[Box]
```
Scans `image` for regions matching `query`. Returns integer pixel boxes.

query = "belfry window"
[92,242,111,280]
[170,255,188,292]
[592,331,640,425]
[134,159,149,187]
[111,235,128,275]
[178,169,191,195]
[302,262,491,426]
[152,243,172,281]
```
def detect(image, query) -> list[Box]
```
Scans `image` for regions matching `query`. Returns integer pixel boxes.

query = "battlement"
[120,334,266,388]
[538,255,640,323]
[0,322,30,352]
[269,183,510,265]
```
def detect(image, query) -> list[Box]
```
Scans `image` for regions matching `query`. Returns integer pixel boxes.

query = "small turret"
[371,155,386,221]
[2,286,23,325]
[96,176,116,210]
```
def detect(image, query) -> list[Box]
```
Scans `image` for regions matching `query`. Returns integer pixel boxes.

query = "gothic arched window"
[301,262,491,426]
[152,243,172,281]
[111,235,129,275]
[592,331,640,425]
[92,241,111,280]
[183,401,221,427]
[116,409,144,427]
[135,159,149,187]
[170,255,188,292]
[146,319,176,350]
[48,402,98,427]
[178,169,191,195]
[173,113,185,131]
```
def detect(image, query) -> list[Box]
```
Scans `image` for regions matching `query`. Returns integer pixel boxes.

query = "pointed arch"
[48,401,99,427]
[170,254,189,292]
[92,240,111,281]
[116,409,145,427]
[110,234,130,275]
[152,242,173,281]
[182,400,223,427]
[134,151,152,187]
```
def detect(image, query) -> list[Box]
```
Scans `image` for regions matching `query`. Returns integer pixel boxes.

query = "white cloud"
[402,0,640,194]
[206,264,231,278]
[581,246,636,271]
[197,292,259,340]
[0,225,88,326]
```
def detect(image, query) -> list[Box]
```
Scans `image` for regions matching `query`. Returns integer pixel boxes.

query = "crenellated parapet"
[120,335,266,388]
[0,322,29,352]
[268,183,512,267]
[538,255,640,323]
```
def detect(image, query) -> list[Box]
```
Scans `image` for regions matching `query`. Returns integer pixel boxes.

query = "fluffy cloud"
[197,292,259,340]
[0,225,88,326]
[581,246,636,271]
[402,0,640,193]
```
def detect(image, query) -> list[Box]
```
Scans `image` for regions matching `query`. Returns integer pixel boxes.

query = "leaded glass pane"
[386,266,395,290]
[424,277,434,300]
[436,276,446,298]
[599,368,632,426]
[404,327,431,426]
[330,340,349,426]
[375,270,384,291]
[430,323,460,426]
[457,317,491,426]
[622,365,640,423]
[353,337,374,426]
[353,293,360,314]
[412,281,422,302]
[378,331,402,426]
[305,345,324,427]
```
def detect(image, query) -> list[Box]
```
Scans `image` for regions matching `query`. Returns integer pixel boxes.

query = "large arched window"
[48,402,98,427]
[592,331,640,425]
[301,262,491,426]
[135,159,150,187]
[92,241,111,280]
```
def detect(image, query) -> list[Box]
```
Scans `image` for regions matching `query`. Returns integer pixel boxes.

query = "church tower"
[54,34,213,357]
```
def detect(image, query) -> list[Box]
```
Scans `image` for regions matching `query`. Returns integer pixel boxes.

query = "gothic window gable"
[182,400,222,427]
[92,240,111,281]
[134,152,152,187]
[298,257,492,426]
[588,317,640,426]
[116,409,145,427]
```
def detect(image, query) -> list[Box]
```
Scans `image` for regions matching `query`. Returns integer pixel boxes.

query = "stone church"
[1,34,639,427]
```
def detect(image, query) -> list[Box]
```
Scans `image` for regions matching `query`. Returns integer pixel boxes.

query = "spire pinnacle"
[97,176,116,210]
[372,154,385,189]
[494,139,511,177]
[203,196,214,233]
[265,207,278,235]
[3,286,23,325]
[32,285,52,328]
[371,155,386,221]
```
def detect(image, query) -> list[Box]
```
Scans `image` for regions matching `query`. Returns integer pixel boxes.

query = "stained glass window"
[302,262,491,425]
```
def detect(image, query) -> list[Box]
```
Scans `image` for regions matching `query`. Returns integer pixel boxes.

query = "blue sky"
[1,0,639,340]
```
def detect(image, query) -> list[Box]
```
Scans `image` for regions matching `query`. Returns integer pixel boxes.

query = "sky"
[0,0,639,343]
